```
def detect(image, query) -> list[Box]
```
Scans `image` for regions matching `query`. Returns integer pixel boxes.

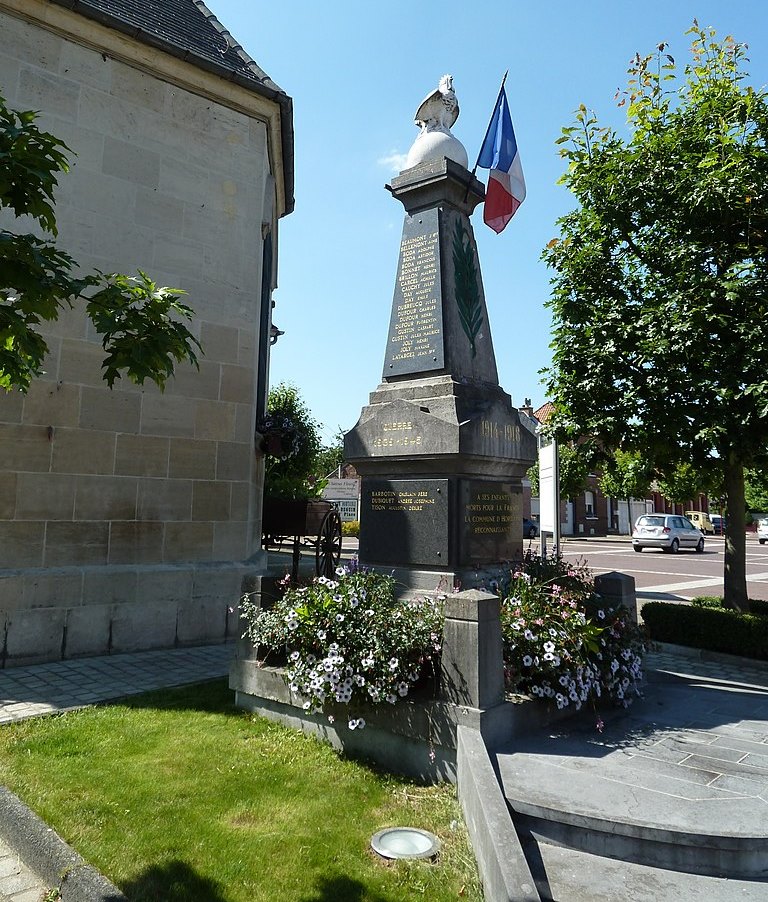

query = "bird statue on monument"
[415,74,459,133]
[403,73,467,170]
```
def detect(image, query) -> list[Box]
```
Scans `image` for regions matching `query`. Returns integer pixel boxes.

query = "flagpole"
[463,70,508,202]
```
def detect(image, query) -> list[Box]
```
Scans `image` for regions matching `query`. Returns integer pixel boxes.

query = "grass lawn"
[0,679,482,902]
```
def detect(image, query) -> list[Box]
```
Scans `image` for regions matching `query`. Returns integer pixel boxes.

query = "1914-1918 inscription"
[460,481,521,564]
[360,478,448,566]
[383,207,444,378]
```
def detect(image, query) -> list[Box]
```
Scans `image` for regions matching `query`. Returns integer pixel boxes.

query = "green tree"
[598,450,653,535]
[745,469,768,513]
[316,428,345,479]
[527,441,592,500]
[543,25,768,610]
[1,95,199,391]
[655,462,710,506]
[262,383,324,500]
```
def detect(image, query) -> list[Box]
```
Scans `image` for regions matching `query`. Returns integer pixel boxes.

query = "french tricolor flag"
[477,86,525,233]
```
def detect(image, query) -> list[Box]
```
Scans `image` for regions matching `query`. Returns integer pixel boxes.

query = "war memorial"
[344,75,536,591]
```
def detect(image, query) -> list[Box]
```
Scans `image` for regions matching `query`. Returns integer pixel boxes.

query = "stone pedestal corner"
[441,588,505,712]
[595,571,638,624]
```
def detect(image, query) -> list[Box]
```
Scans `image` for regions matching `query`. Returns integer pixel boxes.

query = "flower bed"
[240,566,443,730]
[501,552,647,723]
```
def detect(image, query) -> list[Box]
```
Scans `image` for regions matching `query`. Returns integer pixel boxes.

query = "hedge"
[690,596,768,617]
[641,602,768,661]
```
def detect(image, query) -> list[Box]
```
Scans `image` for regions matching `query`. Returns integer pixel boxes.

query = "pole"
[553,438,561,557]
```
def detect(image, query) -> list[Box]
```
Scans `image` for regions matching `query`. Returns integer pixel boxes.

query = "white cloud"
[377,149,408,173]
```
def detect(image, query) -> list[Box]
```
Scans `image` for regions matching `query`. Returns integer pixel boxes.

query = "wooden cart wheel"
[316,508,343,578]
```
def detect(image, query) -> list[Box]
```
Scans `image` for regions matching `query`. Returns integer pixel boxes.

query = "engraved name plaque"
[360,478,449,566]
[459,481,521,564]
[383,208,444,378]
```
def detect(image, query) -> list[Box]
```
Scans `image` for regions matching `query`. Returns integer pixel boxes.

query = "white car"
[632,514,705,554]
[758,518,768,546]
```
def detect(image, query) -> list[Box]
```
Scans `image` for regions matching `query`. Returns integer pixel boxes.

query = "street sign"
[335,499,359,522]
[322,478,360,501]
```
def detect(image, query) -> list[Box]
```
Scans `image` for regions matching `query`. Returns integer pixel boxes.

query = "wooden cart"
[262,497,343,580]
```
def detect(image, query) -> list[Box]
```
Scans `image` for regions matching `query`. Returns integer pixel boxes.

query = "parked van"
[686,511,715,535]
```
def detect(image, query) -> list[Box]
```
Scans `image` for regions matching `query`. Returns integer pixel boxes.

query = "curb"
[0,786,126,902]
[457,726,540,902]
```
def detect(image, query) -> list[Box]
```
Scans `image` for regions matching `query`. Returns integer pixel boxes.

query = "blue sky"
[208,1,768,444]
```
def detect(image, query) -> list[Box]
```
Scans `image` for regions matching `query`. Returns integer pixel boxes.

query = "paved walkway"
[0,835,46,902]
[0,643,234,901]
[0,644,233,725]
[498,646,768,899]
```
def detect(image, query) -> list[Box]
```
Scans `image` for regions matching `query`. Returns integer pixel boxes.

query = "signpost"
[322,478,361,522]
[538,437,560,556]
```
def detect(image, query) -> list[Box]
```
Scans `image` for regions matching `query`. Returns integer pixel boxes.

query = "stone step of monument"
[495,674,768,880]
[521,839,768,902]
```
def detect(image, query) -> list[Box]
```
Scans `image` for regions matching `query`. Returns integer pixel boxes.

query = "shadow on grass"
[300,874,393,902]
[119,859,227,901]
[108,679,238,717]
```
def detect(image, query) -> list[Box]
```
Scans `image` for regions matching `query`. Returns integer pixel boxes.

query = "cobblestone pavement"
[0,643,233,725]
[0,835,48,902]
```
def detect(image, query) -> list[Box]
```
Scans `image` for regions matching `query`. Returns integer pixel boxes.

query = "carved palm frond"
[452,219,482,358]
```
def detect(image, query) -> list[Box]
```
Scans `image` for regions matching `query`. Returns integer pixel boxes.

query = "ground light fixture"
[370,827,441,860]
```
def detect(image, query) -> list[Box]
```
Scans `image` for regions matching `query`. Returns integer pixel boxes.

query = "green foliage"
[745,468,768,512]
[501,552,647,713]
[544,25,768,608]
[655,462,710,504]
[452,219,482,357]
[85,271,199,389]
[690,595,768,616]
[261,383,325,500]
[598,450,652,501]
[1,94,198,391]
[642,601,768,659]
[341,519,359,537]
[0,94,69,232]
[527,441,593,499]
[241,567,444,725]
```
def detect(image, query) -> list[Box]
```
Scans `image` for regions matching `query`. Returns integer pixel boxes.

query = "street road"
[555,534,768,603]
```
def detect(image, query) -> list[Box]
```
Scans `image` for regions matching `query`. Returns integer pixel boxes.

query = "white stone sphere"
[404,129,468,171]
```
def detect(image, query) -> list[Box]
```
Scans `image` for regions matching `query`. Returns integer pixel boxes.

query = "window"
[584,491,595,517]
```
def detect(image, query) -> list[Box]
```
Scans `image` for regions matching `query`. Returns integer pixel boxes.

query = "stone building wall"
[0,4,285,665]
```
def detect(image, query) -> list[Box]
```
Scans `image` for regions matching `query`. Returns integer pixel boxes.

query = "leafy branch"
[1,93,199,391]
[452,219,482,358]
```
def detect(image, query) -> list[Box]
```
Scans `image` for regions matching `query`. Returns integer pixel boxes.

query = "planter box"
[230,653,584,783]
[231,655,458,782]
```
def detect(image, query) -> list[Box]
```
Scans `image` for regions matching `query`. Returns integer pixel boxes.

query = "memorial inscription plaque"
[383,207,444,378]
[360,478,449,566]
[460,481,520,564]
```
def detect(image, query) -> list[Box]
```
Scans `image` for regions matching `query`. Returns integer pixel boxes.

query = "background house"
[521,401,710,536]
[0,0,293,665]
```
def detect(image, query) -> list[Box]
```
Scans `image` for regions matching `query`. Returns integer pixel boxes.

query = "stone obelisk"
[344,75,536,592]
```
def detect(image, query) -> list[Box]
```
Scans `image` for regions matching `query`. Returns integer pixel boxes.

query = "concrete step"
[522,839,768,902]
[495,674,768,879]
